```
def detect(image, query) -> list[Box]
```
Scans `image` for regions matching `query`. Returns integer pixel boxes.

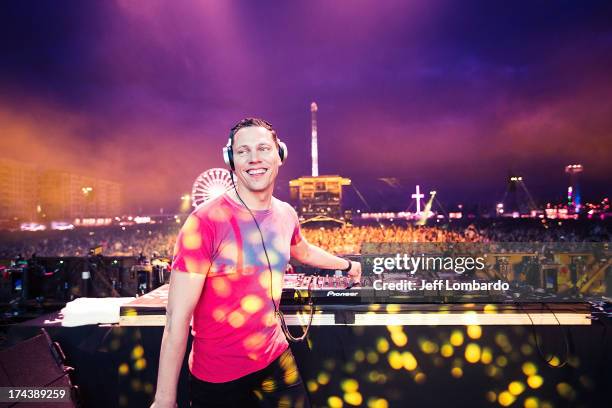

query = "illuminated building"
[0,158,38,220]
[289,175,351,219]
[38,170,122,219]
[565,164,583,213]
[289,103,351,219]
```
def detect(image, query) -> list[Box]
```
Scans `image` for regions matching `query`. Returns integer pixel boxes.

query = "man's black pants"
[189,348,311,408]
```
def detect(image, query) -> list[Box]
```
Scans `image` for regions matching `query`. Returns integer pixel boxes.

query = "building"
[38,170,122,219]
[0,158,38,220]
[0,158,122,221]
[289,175,351,219]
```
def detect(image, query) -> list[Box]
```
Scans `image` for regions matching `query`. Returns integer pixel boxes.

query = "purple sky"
[1,0,611,213]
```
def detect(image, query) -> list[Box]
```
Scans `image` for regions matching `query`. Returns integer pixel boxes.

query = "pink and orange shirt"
[171,193,302,383]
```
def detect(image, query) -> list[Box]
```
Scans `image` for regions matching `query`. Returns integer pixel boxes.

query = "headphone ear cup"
[222,145,235,171]
[278,141,288,163]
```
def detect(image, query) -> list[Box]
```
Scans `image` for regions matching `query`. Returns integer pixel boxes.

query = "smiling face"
[232,126,281,194]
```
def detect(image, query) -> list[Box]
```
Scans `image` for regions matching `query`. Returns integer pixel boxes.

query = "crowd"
[303,221,610,254]
[0,219,609,260]
[0,224,178,259]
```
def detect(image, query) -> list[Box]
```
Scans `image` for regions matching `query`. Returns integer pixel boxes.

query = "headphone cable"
[230,176,314,342]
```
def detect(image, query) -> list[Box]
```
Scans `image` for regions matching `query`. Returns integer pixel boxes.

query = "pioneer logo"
[326,291,359,297]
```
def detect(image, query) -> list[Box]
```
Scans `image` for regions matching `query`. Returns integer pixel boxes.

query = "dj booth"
[5,278,610,408]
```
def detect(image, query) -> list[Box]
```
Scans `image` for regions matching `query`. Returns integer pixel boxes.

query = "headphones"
[222,126,288,171]
[222,122,312,342]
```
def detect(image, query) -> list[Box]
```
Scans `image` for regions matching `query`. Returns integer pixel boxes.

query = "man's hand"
[348,261,362,284]
[150,399,177,408]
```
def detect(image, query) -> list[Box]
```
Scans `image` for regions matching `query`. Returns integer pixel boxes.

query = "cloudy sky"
[1,0,611,212]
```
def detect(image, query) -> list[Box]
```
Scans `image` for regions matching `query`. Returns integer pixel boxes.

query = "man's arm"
[151,271,205,408]
[290,238,362,282]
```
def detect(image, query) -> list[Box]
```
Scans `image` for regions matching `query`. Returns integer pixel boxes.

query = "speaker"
[0,329,79,407]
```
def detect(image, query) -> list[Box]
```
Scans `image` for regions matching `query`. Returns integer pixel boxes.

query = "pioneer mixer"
[280,272,509,304]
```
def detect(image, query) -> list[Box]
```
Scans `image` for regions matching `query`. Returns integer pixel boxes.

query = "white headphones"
[222,126,288,171]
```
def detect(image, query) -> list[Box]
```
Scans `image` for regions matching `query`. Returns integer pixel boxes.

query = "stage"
[3,287,610,408]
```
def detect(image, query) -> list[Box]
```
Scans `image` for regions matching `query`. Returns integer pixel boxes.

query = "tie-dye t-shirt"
[171,192,302,383]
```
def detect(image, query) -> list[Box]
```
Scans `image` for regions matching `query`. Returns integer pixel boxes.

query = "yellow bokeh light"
[185,257,203,275]
[134,358,147,371]
[219,242,238,261]
[483,304,498,313]
[212,307,228,323]
[131,345,144,359]
[317,372,330,385]
[495,333,510,348]
[419,340,438,354]
[118,363,129,375]
[243,332,266,350]
[391,332,408,347]
[110,339,120,350]
[414,372,426,384]
[366,351,379,364]
[498,391,516,407]
[465,343,481,363]
[182,215,199,233]
[527,375,543,389]
[341,379,359,393]
[182,233,201,250]
[556,382,575,400]
[467,325,482,339]
[344,391,363,406]
[522,362,537,376]
[450,330,464,346]
[441,343,454,358]
[451,367,463,378]
[508,381,525,396]
[386,305,401,313]
[401,352,418,371]
[480,347,493,364]
[388,351,403,370]
[241,294,264,313]
[211,277,231,297]
[131,378,142,391]
[547,355,561,367]
[496,356,508,367]
[328,396,343,408]
[367,398,389,408]
[284,369,298,386]
[485,365,499,378]
[521,344,534,355]
[307,380,318,393]
[485,391,496,402]
[376,338,389,353]
[261,310,276,327]
[228,310,246,328]
[524,396,540,408]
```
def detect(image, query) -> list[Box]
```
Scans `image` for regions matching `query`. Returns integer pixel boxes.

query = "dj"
[151,118,362,408]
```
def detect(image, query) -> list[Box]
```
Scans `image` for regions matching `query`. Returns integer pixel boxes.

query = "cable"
[230,176,314,342]
[518,302,570,368]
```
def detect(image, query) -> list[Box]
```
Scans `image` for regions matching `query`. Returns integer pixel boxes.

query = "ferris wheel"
[191,168,233,208]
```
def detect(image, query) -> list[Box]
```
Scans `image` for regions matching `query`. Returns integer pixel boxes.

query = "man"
[151,118,361,408]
